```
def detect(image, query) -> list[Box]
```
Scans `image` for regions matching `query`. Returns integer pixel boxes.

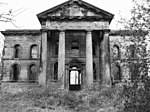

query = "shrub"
[123,77,150,112]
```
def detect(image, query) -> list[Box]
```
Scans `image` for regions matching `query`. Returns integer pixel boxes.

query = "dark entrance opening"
[69,67,81,91]
[11,64,20,82]
[29,64,37,83]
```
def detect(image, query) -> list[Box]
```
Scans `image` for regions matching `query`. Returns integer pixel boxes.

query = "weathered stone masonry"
[1,0,146,91]
[1,30,41,82]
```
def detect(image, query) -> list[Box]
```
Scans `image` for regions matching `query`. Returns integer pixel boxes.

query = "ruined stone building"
[1,0,147,91]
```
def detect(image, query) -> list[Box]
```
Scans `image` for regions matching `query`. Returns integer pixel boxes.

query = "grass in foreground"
[0,85,124,112]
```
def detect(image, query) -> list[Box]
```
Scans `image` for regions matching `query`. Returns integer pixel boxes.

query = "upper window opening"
[92,41,96,56]
[71,40,79,50]
[54,62,58,80]
[30,45,38,59]
[113,45,120,58]
[55,40,59,55]
[129,45,136,58]
[93,62,97,81]
[14,44,21,59]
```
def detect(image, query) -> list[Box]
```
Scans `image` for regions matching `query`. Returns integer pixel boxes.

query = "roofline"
[110,30,148,36]
[78,0,114,17]
[1,29,41,36]
[38,16,113,23]
[37,0,70,17]
[37,0,114,19]
[1,29,148,36]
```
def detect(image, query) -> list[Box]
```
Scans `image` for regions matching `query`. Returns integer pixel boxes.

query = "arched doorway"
[67,59,84,91]
[69,66,82,91]
[111,64,121,83]
[29,64,37,82]
[10,64,20,82]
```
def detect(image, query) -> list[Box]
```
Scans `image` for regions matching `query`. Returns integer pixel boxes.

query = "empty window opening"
[129,45,136,58]
[30,45,38,59]
[71,40,79,56]
[14,44,21,58]
[113,45,120,58]
[54,62,58,80]
[113,65,121,81]
[130,63,139,81]
[93,41,96,56]
[71,40,79,50]
[55,40,59,55]
[29,64,37,82]
[93,62,97,81]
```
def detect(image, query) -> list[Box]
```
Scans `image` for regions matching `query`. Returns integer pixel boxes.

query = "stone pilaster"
[58,30,65,89]
[39,30,47,86]
[101,30,111,87]
[86,30,93,88]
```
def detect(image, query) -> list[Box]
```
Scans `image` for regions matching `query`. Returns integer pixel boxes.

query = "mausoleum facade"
[1,0,147,91]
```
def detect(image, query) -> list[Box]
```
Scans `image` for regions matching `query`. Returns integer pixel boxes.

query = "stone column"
[58,30,65,89]
[86,30,93,88]
[39,30,47,86]
[101,30,111,87]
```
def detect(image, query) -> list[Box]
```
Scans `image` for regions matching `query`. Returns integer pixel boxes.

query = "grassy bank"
[0,85,124,112]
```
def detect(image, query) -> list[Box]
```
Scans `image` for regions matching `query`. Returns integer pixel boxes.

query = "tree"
[119,0,150,111]
[120,0,150,30]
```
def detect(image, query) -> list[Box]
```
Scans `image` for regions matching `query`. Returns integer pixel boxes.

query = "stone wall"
[109,31,148,83]
[1,30,148,87]
[110,35,131,83]
[2,30,41,82]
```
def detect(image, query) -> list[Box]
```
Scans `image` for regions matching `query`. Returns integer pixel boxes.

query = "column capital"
[59,29,66,32]
[40,29,48,33]
[86,29,93,32]
[60,30,65,33]
[103,29,111,34]
[59,30,65,36]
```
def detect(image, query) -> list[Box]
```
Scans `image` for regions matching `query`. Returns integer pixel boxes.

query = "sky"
[0,0,133,30]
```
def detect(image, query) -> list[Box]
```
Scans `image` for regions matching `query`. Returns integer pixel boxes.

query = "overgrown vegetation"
[118,0,150,112]
[0,85,125,112]
[122,78,150,112]
[1,0,150,112]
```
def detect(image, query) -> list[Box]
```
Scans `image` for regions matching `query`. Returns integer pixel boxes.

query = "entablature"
[44,21,109,30]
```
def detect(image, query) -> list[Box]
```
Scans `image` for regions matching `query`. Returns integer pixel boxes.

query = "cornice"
[110,30,148,36]
[1,30,41,36]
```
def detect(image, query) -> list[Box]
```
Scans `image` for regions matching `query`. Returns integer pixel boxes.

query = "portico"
[37,0,114,90]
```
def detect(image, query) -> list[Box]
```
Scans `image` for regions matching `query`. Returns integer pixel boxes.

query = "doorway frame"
[65,59,85,91]
[10,63,21,82]
[68,67,82,91]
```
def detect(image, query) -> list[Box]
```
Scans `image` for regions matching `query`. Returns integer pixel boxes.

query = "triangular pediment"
[47,3,101,17]
[37,0,114,22]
